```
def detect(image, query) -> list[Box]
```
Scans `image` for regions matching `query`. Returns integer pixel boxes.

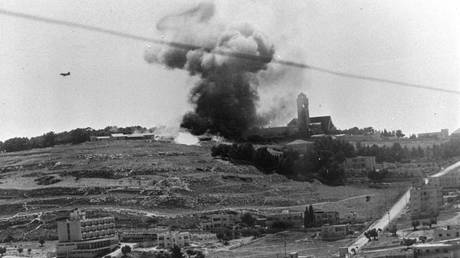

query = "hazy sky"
[0,0,459,140]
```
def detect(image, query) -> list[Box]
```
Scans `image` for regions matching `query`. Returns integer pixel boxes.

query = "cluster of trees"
[364,228,380,241]
[356,139,460,163]
[212,137,355,185]
[212,137,460,185]
[0,126,154,153]
[337,127,405,138]
[356,142,424,163]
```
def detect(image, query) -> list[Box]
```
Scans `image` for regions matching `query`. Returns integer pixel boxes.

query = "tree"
[0,247,6,257]
[17,247,23,254]
[27,248,32,255]
[42,131,56,147]
[4,235,14,243]
[69,128,91,144]
[388,224,397,237]
[241,213,256,227]
[412,220,420,231]
[395,130,405,138]
[39,239,45,247]
[121,245,132,257]
[170,245,184,258]
[3,137,31,152]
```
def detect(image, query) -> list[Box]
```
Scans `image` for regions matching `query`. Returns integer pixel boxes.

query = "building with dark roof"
[245,93,336,139]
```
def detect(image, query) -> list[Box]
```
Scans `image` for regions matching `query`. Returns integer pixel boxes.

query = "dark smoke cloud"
[145,2,275,139]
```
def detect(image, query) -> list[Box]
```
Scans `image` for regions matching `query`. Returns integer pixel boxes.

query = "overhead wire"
[0,8,459,95]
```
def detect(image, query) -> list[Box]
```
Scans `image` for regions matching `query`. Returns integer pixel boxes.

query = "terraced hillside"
[0,140,404,217]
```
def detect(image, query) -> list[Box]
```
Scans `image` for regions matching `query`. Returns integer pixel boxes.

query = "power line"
[1,8,459,95]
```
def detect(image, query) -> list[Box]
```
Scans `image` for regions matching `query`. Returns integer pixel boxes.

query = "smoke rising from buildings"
[145,2,276,138]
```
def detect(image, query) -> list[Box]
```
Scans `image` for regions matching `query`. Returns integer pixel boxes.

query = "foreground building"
[409,181,442,225]
[56,209,119,258]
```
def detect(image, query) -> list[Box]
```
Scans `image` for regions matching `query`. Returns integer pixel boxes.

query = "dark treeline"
[337,126,406,138]
[211,137,460,185]
[0,126,153,153]
[212,137,355,185]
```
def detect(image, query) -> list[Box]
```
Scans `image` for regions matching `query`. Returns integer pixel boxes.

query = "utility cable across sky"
[1,8,459,95]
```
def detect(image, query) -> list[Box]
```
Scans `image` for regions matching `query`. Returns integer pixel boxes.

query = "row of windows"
[76,240,113,249]
[81,224,115,232]
[81,218,114,227]
[438,231,460,238]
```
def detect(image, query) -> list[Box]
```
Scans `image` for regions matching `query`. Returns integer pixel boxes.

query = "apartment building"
[409,181,442,222]
[157,231,190,249]
[56,209,119,258]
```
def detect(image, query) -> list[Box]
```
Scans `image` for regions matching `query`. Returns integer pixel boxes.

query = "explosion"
[145,2,275,139]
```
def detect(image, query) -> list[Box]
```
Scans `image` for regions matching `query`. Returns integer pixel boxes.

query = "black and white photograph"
[0,1,459,257]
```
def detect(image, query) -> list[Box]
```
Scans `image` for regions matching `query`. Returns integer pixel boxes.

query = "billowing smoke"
[145,2,275,139]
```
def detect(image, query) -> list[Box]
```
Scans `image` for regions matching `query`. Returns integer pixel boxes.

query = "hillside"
[0,140,404,217]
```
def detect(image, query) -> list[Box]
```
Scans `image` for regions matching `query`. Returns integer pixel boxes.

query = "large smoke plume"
[145,2,276,139]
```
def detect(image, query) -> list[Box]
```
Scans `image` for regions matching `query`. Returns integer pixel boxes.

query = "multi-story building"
[434,225,460,241]
[312,210,340,227]
[157,231,190,249]
[412,242,460,257]
[200,212,240,231]
[320,224,350,241]
[409,181,442,223]
[120,231,157,247]
[418,129,449,140]
[55,209,119,258]
[266,210,304,228]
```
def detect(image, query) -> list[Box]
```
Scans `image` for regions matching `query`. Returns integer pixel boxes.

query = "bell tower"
[297,93,310,134]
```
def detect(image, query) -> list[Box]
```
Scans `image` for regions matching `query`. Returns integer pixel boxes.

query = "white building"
[200,212,240,231]
[157,231,190,249]
[434,225,460,241]
[56,209,119,258]
[409,182,442,222]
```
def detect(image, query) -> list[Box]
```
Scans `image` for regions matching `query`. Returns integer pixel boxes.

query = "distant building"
[312,210,340,227]
[304,206,340,228]
[157,231,190,249]
[297,93,310,134]
[434,225,460,241]
[90,133,155,142]
[418,129,449,140]
[245,92,336,139]
[285,139,315,155]
[320,224,350,241]
[413,242,460,257]
[120,231,157,247]
[55,209,118,258]
[200,212,241,231]
[266,210,304,228]
[409,182,442,222]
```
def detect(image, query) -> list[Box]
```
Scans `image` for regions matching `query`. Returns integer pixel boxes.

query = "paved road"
[346,187,411,255]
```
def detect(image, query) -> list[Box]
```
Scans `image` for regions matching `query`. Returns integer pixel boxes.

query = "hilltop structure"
[246,92,336,139]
